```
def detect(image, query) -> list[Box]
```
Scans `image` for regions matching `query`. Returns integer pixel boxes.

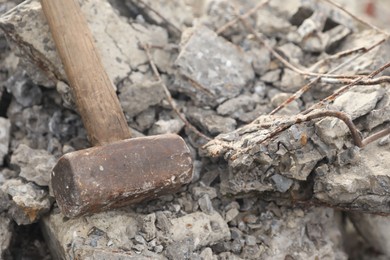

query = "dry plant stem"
[141,43,212,142]
[270,53,366,115]
[309,38,386,72]
[304,61,390,114]
[321,0,390,37]
[320,76,390,85]
[240,16,372,80]
[231,110,364,160]
[134,0,182,36]
[362,128,390,146]
[216,0,270,35]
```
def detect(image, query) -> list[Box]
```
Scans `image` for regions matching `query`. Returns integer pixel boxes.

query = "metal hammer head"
[51,134,193,218]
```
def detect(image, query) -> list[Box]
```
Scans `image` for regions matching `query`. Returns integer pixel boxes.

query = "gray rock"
[165,237,195,259]
[0,0,169,86]
[270,174,294,193]
[245,235,257,246]
[231,239,242,254]
[6,71,42,107]
[198,194,214,215]
[155,211,172,232]
[249,48,271,75]
[199,247,217,260]
[11,144,56,186]
[169,212,230,249]
[278,43,303,65]
[41,210,145,260]
[2,179,51,225]
[149,118,185,135]
[225,208,239,223]
[314,136,390,214]
[192,186,217,200]
[348,213,390,256]
[187,107,236,135]
[175,25,254,106]
[119,80,165,118]
[135,108,156,132]
[333,85,386,120]
[260,69,281,83]
[0,190,11,212]
[278,69,306,92]
[216,94,262,119]
[141,213,157,242]
[0,117,10,164]
[0,215,12,257]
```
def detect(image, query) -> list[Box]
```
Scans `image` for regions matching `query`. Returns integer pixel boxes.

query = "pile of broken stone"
[0,0,389,259]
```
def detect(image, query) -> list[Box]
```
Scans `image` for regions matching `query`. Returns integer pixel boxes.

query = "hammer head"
[51,134,193,218]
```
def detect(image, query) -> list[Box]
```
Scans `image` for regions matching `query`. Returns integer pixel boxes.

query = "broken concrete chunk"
[187,107,236,135]
[175,25,254,106]
[0,117,10,165]
[2,179,51,225]
[149,118,184,135]
[119,80,165,118]
[278,68,306,92]
[348,213,390,256]
[333,85,386,120]
[169,211,230,249]
[41,210,144,259]
[141,213,157,242]
[314,140,390,213]
[11,144,56,186]
[216,94,262,119]
[0,0,168,86]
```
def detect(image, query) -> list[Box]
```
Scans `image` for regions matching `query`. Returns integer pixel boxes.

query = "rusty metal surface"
[51,134,193,218]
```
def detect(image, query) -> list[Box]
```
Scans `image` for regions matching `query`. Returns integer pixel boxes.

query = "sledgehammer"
[40,0,193,218]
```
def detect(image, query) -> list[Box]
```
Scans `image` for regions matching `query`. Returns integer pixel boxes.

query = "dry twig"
[140,42,211,141]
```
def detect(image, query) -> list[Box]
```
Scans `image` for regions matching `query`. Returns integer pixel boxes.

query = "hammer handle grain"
[40,0,131,146]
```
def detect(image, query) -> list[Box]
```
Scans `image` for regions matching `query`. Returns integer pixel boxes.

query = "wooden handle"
[40,0,131,146]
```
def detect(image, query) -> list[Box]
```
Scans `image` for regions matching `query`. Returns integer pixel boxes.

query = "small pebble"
[198,194,214,214]
[246,235,257,246]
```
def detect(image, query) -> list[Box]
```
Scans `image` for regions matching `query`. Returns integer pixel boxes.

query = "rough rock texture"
[0,117,10,164]
[10,144,56,186]
[0,0,169,86]
[1,179,52,225]
[174,25,254,107]
[1,0,390,258]
[0,215,12,258]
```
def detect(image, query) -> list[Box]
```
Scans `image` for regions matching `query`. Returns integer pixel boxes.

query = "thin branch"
[216,0,270,35]
[140,42,211,141]
[321,0,389,37]
[362,128,390,146]
[231,110,365,160]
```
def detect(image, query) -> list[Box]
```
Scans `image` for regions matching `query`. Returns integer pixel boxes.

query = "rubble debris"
[0,0,389,258]
[1,179,51,225]
[0,0,169,87]
[187,106,236,135]
[348,213,390,256]
[174,25,254,106]
[168,211,230,249]
[119,80,165,118]
[10,144,56,186]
